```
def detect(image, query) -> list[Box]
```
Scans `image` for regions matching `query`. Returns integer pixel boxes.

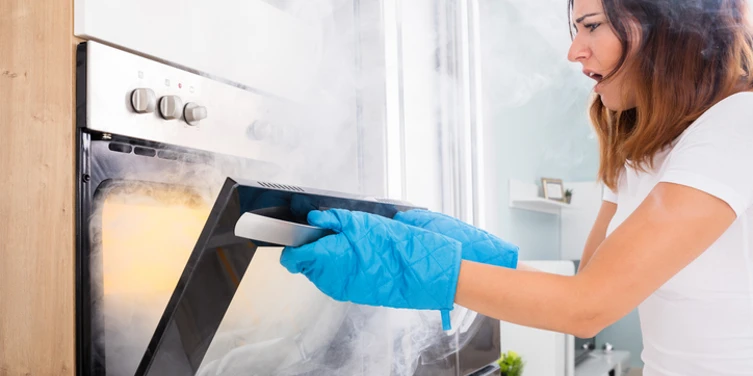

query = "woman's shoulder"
[685,91,753,134]
[696,91,753,121]
[713,90,753,109]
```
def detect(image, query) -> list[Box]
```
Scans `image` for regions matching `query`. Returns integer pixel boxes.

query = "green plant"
[497,350,525,376]
[564,188,573,203]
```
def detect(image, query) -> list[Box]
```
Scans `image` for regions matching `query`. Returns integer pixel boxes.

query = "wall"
[476,0,644,368]
[478,0,598,260]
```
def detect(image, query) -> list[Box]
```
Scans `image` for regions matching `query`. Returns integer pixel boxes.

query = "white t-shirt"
[602,92,753,376]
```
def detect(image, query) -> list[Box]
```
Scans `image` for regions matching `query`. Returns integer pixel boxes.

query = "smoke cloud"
[88,1,486,375]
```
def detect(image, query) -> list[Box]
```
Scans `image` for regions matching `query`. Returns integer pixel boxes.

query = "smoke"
[88,1,489,375]
[481,0,583,108]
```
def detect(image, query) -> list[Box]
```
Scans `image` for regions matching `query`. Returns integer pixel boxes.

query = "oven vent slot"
[108,143,133,154]
[258,181,305,192]
[157,150,179,160]
[134,147,157,157]
[105,140,209,165]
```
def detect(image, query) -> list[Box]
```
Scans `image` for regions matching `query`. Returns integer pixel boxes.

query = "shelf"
[509,179,573,214]
[511,197,571,214]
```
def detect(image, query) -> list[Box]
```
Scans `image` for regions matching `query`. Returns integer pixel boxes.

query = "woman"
[280,0,753,374]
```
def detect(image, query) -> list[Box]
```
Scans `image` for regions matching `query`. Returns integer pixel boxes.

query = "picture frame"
[541,178,565,202]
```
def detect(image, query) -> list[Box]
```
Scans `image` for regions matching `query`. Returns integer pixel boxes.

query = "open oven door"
[77,141,502,375]
[132,177,424,375]
[127,178,502,376]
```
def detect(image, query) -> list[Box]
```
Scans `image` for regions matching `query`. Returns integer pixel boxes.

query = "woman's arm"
[455,182,736,338]
[514,263,541,272]
[578,201,617,271]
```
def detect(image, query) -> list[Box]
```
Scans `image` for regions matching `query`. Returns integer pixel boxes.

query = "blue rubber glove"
[393,209,519,269]
[280,209,463,330]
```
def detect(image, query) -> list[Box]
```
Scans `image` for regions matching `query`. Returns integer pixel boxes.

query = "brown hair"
[568,0,753,190]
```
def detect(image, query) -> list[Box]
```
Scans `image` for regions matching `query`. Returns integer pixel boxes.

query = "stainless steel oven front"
[75,40,501,376]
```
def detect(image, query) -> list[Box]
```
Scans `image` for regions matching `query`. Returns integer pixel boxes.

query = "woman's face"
[568,0,636,111]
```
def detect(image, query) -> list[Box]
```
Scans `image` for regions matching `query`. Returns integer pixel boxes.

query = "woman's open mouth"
[585,70,604,82]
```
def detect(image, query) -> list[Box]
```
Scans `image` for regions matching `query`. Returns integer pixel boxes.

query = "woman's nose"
[567,37,590,63]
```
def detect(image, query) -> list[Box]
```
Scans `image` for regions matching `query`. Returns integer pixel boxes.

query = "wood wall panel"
[0,0,77,374]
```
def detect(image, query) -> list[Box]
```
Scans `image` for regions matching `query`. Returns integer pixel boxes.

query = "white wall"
[478,0,598,260]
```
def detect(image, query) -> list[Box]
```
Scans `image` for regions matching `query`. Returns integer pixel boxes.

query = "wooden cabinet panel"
[0,0,77,375]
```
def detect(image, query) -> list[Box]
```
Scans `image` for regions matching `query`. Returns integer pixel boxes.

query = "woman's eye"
[584,23,601,32]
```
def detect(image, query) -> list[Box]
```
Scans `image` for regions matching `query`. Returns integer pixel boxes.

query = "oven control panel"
[128,88,207,125]
[82,41,290,162]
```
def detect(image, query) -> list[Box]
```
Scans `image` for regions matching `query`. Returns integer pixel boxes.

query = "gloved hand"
[393,209,518,269]
[280,209,463,330]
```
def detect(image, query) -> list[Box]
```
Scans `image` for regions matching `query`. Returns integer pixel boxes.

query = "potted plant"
[564,188,573,204]
[497,350,525,376]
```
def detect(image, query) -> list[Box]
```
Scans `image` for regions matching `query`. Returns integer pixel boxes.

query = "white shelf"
[509,179,573,214]
[511,197,571,213]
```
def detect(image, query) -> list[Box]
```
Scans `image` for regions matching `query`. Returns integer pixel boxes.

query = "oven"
[74,38,501,376]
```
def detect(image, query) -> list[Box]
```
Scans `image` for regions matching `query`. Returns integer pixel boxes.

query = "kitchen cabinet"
[0,0,78,375]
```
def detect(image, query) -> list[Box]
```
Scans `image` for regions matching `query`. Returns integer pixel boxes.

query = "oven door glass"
[94,182,212,376]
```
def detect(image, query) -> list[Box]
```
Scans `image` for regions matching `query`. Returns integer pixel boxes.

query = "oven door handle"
[234,212,332,247]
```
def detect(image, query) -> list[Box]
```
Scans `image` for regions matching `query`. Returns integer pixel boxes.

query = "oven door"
[76,132,500,376]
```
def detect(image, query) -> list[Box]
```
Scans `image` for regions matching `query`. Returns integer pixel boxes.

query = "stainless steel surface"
[183,102,207,125]
[158,95,183,120]
[130,88,156,113]
[82,41,287,162]
[234,212,331,247]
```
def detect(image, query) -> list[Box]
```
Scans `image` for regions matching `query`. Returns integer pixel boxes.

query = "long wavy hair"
[568,0,753,190]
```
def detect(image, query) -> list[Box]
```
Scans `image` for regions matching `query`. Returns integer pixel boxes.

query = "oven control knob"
[130,88,156,113]
[183,103,207,125]
[159,95,183,120]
